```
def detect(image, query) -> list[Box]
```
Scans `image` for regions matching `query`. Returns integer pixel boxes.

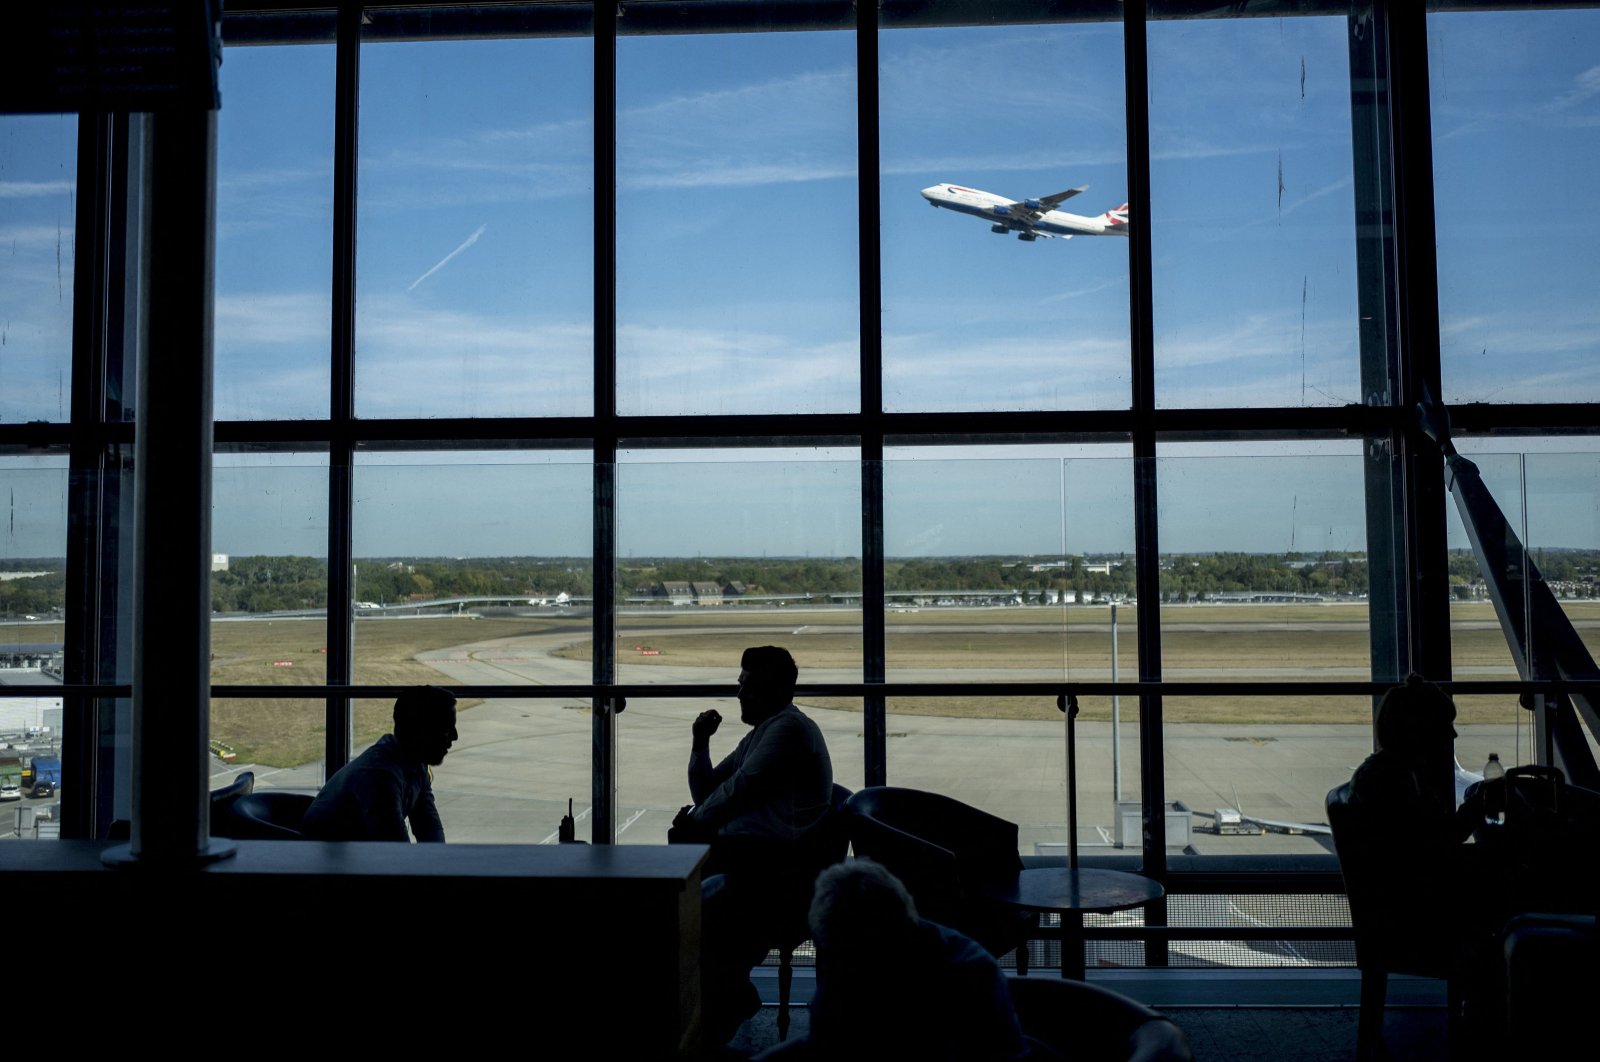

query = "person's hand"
[693,709,722,741]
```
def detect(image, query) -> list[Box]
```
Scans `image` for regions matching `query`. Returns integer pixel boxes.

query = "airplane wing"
[996,186,1090,226]
[1238,814,1332,836]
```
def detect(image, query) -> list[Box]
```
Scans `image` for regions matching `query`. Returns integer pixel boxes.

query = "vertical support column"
[591,0,619,843]
[1384,1,1450,685]
[1350,6,1407,697]
[1383,2,1453,804]
[1123,0,1168,966]
[857,0,886,790]
[111,106,231,865]
[325,0,362,779]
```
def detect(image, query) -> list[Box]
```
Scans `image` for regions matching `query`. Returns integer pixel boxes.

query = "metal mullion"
[592,0,619,844]
[1123,0,1168,965]
[323,0,361,776]
[61,113,115,840]
[857,0,886,790]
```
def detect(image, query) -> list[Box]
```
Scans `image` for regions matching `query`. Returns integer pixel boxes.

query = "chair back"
[1008,976,1194,1062]
[843,786,1030,959]
[215,790,314,840]
[209,770,255,816]
[1325,781,1449,977]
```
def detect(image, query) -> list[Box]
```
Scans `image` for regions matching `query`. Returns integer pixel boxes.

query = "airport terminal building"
[2,0,1598,1052]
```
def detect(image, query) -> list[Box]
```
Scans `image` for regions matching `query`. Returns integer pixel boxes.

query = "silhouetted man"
[301,686,457,843]
[681,645,833,868]
[674,646,833,1044]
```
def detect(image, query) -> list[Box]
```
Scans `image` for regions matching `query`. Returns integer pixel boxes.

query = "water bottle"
[1482,753,1505,825]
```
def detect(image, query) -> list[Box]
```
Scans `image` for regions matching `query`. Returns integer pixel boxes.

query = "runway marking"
[616,807,648,836]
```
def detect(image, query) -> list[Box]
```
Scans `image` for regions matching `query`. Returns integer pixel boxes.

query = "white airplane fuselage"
[920,183,1128,239]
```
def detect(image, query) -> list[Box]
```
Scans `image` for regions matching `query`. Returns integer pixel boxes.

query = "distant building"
[691,581,723,606]
[211,553,229,572]
[724,581,748,600]
[662,581,692,605]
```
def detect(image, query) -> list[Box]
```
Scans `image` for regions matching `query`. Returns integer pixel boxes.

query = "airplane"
[920,183,1129,241]
[1211,758,1487,839]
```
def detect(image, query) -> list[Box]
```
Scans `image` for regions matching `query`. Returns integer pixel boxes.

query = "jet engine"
[991,204,1011,216]
[1017,231,1038,242]
[990,224,1008,234]
[1022,199,1043,210]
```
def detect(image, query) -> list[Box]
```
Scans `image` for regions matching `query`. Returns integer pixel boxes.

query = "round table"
[986,867,1166,979]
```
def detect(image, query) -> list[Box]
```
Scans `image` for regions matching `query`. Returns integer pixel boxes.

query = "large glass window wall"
[26,0,1600,965]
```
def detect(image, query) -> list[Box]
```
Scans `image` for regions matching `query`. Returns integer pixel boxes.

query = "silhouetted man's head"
[1375,673,1456,759]
[393,686,458,766]
[736,645,798,725]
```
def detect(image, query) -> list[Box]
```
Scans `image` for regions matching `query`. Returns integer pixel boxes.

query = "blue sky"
[4,8,1600,560]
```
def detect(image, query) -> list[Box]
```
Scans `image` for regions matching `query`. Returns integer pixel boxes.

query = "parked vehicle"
[24,756,61,798]
[0,755,23,801]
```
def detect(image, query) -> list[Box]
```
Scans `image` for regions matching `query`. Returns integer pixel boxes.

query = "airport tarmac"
[219,624,1533,857]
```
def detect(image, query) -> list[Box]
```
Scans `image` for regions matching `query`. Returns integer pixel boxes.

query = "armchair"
[843,786,1034,972]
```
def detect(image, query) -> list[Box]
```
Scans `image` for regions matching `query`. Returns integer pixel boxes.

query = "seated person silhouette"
[755,859,1055,1062]
[671,646,833,1045]
[1345,674,1516,1026]
[300,686,457,843]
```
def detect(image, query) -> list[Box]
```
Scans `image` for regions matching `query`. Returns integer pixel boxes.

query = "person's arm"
[688,709,739,805]
[689,716,792,829]
[407,778,446,843]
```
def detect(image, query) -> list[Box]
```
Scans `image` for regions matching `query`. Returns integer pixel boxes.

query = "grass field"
[8,599,1596,766]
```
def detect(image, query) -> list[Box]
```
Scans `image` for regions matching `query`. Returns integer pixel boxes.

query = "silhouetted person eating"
[301,686,457,843]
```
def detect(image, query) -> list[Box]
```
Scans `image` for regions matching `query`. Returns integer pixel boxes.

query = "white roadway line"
[616,807,648,836]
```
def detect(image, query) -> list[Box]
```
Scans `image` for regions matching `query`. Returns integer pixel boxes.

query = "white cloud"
[0,180,73,199]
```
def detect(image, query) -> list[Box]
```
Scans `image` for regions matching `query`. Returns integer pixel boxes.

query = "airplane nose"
[920,186,940,203]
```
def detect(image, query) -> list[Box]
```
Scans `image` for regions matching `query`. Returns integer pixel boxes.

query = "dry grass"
[15,600,1600,762]
[205,616,563,766]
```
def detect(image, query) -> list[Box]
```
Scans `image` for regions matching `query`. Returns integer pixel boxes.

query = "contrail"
[407,223,487,291]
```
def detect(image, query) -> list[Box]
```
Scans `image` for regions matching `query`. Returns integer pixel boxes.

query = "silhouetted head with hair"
[736,645,798,725]
[393,686,458,766]
[1375,673,1456,760]
[809,858,921,961]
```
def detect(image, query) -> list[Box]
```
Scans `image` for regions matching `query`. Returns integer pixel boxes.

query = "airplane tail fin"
[1104,203,1130,228]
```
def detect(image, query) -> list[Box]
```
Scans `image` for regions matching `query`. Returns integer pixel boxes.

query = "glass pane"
[1162,694,1364,860]
[884,444,1136,679]
[1,458,67,832]
[0,115,75,423]
[1157,444,1369,856]
[215,44,335,419]
[1148,8,1361,407]
[1431,8,1600,403]
[1447,439,1600,769]
[210,699,326,787]
[353,452,593,842]
[614,448,862,841]
[0,458,68,686]
[357,36,594,418]
[880,11,1129,411]
[211,455,330,776]
[616,29,858,415]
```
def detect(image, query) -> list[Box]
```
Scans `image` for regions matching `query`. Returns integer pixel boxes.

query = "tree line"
[7,547,1599,618]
